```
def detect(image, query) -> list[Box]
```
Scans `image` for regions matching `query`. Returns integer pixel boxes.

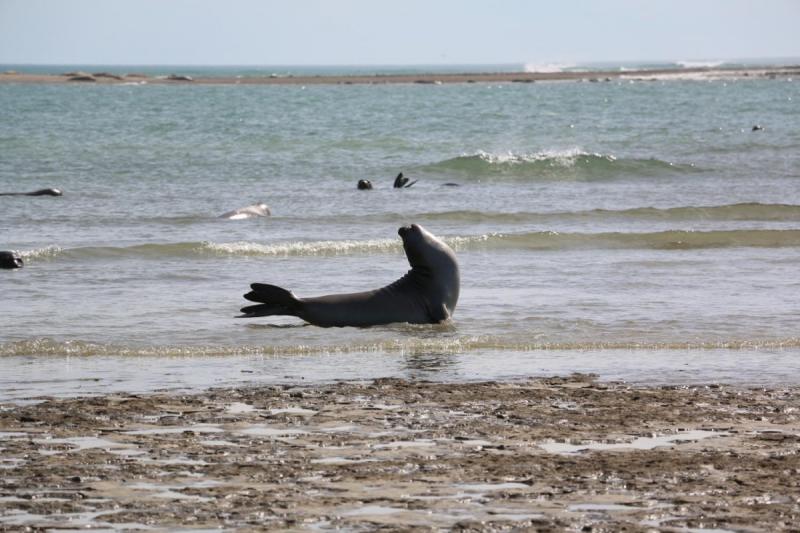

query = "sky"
[1,0,799,66]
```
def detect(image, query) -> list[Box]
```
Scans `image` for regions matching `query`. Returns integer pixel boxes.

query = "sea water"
[1,73,799,401]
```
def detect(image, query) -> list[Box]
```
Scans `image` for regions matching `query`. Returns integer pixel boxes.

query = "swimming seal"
[0,251,23,269]
[393,172,418,188]
[357,179,374,190]
[218,203,271,219]
[0,188,62,197]
[238,224,459,327]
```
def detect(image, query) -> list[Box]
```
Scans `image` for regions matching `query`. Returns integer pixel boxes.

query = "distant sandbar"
[2,65,798,86]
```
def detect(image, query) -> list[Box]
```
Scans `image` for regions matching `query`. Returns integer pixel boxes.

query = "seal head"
[0,251,23,269]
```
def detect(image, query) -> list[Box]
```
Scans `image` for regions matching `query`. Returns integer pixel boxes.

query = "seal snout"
[398,225,412,237]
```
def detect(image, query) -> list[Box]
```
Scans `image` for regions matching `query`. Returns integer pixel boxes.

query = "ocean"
[1,67,799,402]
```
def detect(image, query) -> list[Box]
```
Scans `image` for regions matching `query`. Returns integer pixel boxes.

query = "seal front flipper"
[429,303,451,324]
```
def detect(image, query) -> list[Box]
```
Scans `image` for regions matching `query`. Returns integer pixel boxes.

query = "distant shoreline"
[2,65,799,85]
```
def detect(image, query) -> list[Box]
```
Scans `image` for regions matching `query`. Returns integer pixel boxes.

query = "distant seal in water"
[0,251,23,269]
[357,179,373,190]
[218,203,271,219]
[393,172,418,188]
[238,224,459,327]
[752,125,764,131]
[443,182,461,187]
[0,188,62,197]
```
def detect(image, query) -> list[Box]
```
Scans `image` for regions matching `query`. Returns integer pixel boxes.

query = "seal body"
[0,188,62,196]
[218,203,271,219]
[0,251,23,269]
[239,224,459,327]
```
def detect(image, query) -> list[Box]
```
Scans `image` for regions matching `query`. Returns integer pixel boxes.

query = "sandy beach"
[2,65,799,85]
[2,374,799,531]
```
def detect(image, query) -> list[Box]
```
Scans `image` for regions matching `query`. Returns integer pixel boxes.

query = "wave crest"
[424,149,699,179]
[3,337,800,358]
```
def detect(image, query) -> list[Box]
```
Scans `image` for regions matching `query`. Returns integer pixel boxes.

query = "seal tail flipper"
[237,303,292,318]
[404,179,418,188]
[246,283,301,309]
[237,283,302,318]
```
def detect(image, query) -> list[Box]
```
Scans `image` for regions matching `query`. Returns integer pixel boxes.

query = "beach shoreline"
[2,65,799,85]
[2,374,798,531]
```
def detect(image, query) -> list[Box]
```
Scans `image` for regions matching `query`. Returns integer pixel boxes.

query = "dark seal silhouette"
[752,125,764,131]
[393,172,418,188]
[0,251,23,269]
[0,188,62,197]
[238,224,459,327]
[357,179,374,190]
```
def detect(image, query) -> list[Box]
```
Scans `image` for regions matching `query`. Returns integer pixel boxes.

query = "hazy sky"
[1,0,799,65]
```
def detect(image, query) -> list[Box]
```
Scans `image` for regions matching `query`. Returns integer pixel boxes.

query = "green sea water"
[1,72,799,400]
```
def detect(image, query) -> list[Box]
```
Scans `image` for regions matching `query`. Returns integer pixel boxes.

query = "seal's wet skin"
[239,224,459,327]
[217,203,271,219]
[0,251,23,269]
[0,188,62,196]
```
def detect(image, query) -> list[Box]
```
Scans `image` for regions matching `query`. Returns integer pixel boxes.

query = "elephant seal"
[393,172,418,188]
[238,224,459,327]
[218,203,271,219]
[357,179,373,190]
[0,188,62,197]
[0,251,23,269]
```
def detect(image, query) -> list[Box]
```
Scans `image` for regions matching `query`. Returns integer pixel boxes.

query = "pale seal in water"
[238,224,459,327]
[218,203,271,219]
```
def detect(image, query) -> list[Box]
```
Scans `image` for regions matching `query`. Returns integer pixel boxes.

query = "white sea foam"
[16,245,63,260]
[200,238,401,256]
[523,63,576,73]
[466,148,615,166]
[677,60,726,69]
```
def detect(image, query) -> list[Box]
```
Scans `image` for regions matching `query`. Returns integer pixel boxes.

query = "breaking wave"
[423,149,701,179]
[17,228,800,264]
[3,337,800,358]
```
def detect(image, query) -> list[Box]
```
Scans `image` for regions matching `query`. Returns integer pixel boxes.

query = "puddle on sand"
[310,457,374,464]
[458,482,530,492]
[0,509,137,529]
[539,430,728,454]
[198,439,242,447]
[34,436,137,455]
[569,502,673,512]
[227,402,257,414]
[0,432,31,439]
[373,440,437,449]
[269,407,318,415]
[487,513,545,520]
[338,505,406,516]
[123,425,224,436]
[238,427,308,437]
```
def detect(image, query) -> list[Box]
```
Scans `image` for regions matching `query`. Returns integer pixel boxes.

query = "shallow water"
[1,73,799,400]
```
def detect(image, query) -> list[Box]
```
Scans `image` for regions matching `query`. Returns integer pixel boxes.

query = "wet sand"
[2,65,799,85]
[1,374,799,531]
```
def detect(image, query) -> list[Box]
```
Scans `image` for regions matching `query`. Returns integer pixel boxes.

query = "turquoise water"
[1,72,799,400]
